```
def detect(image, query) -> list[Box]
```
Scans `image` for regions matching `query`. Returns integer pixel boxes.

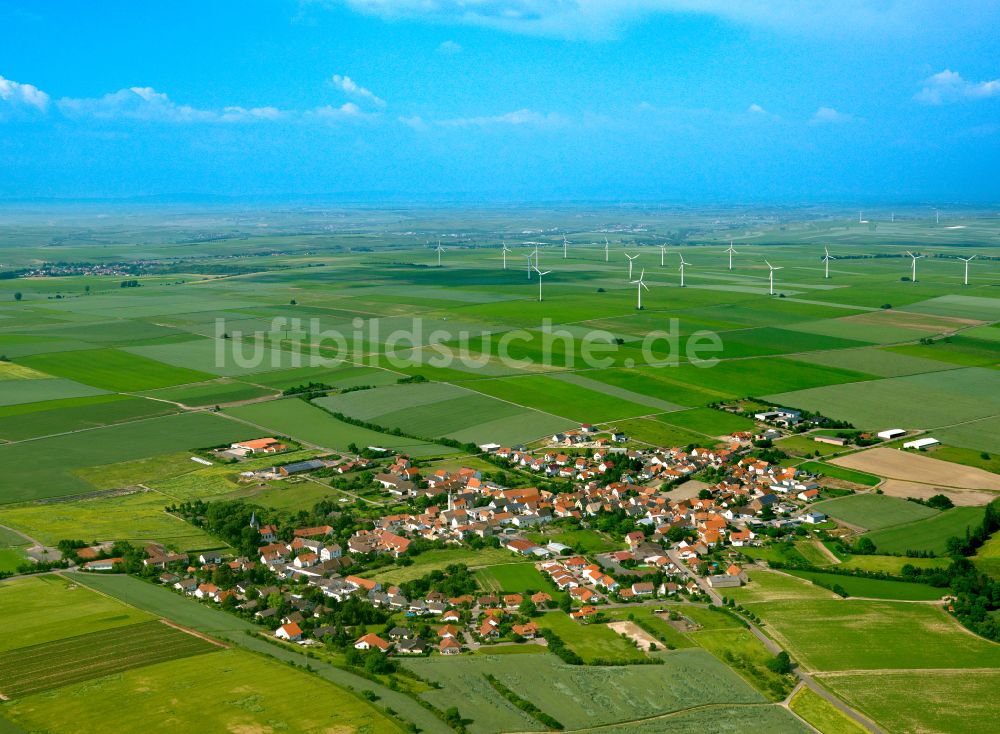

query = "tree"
[766,650,793,674]
[698,489,713,500]
[518,599,537,617]
[854,537,877,555]
[14,292,22,302]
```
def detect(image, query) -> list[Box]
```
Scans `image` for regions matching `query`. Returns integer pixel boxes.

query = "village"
[67,413,849,661]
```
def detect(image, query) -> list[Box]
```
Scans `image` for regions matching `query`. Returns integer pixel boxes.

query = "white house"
[878,428,907,440]
[904,437,940,450]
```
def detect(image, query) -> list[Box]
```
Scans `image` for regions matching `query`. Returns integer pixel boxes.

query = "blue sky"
[1,1,999,201]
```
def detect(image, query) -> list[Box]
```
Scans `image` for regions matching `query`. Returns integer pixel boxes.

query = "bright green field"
[726,569,840,604]
[370,547,516,584]
[0,377,107,407]
[0,575,154,652]
[475,562,555,595]
[789,686,868,734]
[3,647,403,734]
[838,554,950,574]
[750,599,1000,671]
[823,671,1000,734]
[404,649,763,734]
[20,348,214,392]
[656,407,756,436]
[973,533,1000,578]
[814,493,937,530]
[589,705,811,734]
[687,628,795,701]
[797,461,880,486]
[863,506,986,555]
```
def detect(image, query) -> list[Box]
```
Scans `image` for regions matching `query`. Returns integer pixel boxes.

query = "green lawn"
[688,628,796,701]
[370,547,516,584]
[475,562,555,595]
[726,569,840,604]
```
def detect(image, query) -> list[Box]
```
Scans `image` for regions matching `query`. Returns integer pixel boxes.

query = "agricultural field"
[535,612,649,663]
[863,506,986,555]
[726,568,841,604]
[785,569,945,600]
[0,394,178,442]
[404,649,763,734]
[797,461,880,486]
[0,411,251,502]
[225,398,453,457]
[19,348,214,392]
[686,628,796,700]
[475,562,556,595]
[2,648,404,734]
[974,533,1000,578]
[370,546,516,584]
[813,493,937,531]
[822,671,1000,734]
[788,686,868,734]
[838,554,950,574]
[749,599,1000,671]
[141,378,278,406]
[0,575,154,652]
[0,620,219,698]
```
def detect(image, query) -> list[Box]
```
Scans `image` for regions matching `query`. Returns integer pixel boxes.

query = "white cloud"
[437,40,463,53]
[747,103,766,114]
[437,108,562,127]
[399,115,428,130]
[0,74,49,111]
[915,69,1000,105]
[58,87,220,122]
[330,74,386,107]
[306,102,375,120]
[811,106,853,124]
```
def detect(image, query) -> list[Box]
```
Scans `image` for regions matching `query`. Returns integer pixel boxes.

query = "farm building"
[903,437,940,450]
[814,435,848,446]
[877,429,907,440]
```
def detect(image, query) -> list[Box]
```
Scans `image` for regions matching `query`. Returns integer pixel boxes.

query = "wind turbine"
[659,245,667,267]
[678,254,690,288]
[959,255,976,286]
[764,259,782,296]
[435,241,445,267]
[501,243,511,270]
[631,268,649,310]
[905,251,925,282]
[625,253,639,280]
[822,246,835,279]
[725,241,737,271]
[935,209,940,225]
[563,235,569,260]
[534,266,551,301]
[604,237,610,262]
[526,250,536,280]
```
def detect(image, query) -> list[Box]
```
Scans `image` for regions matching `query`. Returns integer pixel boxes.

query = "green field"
[475,562,555,594]
[823,670,1000,734]
[838,554,950,574]
[405,649,763,734]
[974,533,1000,578]
[785,569,945,600]
[726,569,840,604]
[0,620,219,698]
[370,547,517,584]
[788,686,868,734]
[536,612,649,663]
[225,397,453,457]
[750,599,1000,671]
[0,411,252,502]
[863,506,986,555]
[0,576,154,652]
[0,377,107,407]
[797,461,880,486]
[141,378,278,406]
[814,493,937,530]
[0,395,178,441]
[3,647,403,734]
[20,348,214,392]
[687,628,796,700]
[526,527,620,553]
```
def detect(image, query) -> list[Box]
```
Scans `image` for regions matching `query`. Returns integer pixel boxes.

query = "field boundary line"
[159,618,229,648]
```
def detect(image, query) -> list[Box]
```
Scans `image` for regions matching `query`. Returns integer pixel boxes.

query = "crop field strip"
[0,620,220,698]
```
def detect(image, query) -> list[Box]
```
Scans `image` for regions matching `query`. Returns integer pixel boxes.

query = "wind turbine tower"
[659,245,667,267]
[631,268,649,310]
[726,241,737,271]
[906,251,925,282]
[501,243,511,270]
[604,237,610,262]
[959,255,975,286]
[563,235,569,259]
[822,246,835,279]
[435,241,444,266]
[625,253,639,280]
[678,254,690,288]
[534,266,551,301]
[764,259,783,296]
